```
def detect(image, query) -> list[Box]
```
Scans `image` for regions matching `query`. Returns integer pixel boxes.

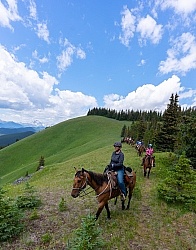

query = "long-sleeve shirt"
[146,148,154,156]
[110,151,124,171]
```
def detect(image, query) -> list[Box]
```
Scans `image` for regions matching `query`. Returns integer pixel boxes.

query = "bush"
[0,188,24,241]
[58,197,67,212]
[67,214,105,250]
[16,182,41,209]
[41,233,52,243]
[157,155,196,212]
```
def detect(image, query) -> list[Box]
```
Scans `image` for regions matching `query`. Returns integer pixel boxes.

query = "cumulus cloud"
[159,32,196,74]
[119,6,136,47]
[0,0,21,30]
[57,38,86,72]
[119,6,163,47]
[136,15,163,45]
[0,46,97,126]
[103,75,187,111]
[158,0,196,14]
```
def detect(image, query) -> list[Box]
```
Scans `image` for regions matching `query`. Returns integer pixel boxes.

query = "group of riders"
[106,140,155,202]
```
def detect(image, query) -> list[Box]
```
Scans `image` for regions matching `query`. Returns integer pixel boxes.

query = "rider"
[136,140,142,149]
[141,144,155,167]
[108,142,127,201]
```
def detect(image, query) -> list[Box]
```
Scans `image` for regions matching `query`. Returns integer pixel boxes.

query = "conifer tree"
[120,125,127,138]
[155,93,180,152]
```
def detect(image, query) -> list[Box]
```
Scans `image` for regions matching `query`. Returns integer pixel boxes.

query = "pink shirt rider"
[146,147,154,156]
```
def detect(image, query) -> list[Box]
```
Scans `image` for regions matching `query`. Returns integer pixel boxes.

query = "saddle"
[106,167,134,189]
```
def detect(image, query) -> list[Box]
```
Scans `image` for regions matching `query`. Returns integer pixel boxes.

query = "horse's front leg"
[95,201,109,220]
[121,200,125,210]
[104,202,111,219]
[126,192,132,210]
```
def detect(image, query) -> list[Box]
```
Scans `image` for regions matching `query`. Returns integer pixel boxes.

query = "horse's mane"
[87,170,108,186]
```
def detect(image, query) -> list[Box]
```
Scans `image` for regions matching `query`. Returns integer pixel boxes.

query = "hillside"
[0,116,130,186]
[0,131,35,147]
[0,116,195,250]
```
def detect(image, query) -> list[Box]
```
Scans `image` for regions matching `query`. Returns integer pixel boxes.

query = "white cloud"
[119,6,136,47]
[119,7,163,47]
[57,38,86,72]
[159,32,196,74]
[103,75,188,111]
[29,0,37,20]
[0,0,21,30]
[136,15,163,45]
[138,59,146,66]
[0,46,97,126]
[36,22,50,43]
[159,0,196,14]
[32,50,49,64]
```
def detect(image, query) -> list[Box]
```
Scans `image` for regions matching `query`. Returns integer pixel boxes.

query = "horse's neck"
[86,172,108,194]
[86,173,99,190]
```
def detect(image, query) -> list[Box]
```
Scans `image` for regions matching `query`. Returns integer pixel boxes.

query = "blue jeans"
[116,168,126,196]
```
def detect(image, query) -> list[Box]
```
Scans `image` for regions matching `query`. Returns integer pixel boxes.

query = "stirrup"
[120,193,126,201]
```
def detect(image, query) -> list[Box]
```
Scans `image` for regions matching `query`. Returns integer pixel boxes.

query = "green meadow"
[0,116,195,250]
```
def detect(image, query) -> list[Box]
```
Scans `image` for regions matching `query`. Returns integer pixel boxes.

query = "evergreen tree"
[120,125,127,138]
[181,116,196,168]
[137,119,147,141]
[155,93,180,152]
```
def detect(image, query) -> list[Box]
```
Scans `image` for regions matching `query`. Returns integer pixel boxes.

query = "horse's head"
[71,168,87,198]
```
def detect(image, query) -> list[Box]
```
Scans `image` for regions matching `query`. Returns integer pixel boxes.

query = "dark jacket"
[109,151,124,171]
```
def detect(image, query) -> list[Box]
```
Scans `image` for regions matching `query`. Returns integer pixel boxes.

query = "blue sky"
[0,0,196,126]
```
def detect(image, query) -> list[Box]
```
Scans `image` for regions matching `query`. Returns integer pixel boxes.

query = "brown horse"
[137,145,145,157]
[71,167,136,220]
[142,155,155,178]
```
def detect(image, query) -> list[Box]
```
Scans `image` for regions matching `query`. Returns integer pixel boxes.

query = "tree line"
[87,93,196,168]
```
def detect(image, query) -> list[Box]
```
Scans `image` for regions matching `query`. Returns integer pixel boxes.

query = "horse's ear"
[74,167,78,172]
[82,168,85,172]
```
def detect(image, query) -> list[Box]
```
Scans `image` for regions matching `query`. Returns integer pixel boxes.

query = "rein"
[96,180,112,198]
[74,172,113,198]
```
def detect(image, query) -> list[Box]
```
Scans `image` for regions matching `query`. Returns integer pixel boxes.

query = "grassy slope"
[0,116,130,186]
[1,116,195,250]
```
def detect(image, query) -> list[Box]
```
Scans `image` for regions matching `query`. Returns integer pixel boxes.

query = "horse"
[137,145,145,157]
[71,167,136,220]
[142,155,155,178]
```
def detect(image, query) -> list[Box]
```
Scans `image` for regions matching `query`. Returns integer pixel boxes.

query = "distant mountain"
[0,120,24,129]
[0,120,45,147]
[0,119,45,131]
[0,131,35,147]
[0,127,37,136]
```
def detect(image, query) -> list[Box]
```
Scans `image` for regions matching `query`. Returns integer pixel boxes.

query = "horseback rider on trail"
[108,142,127,201]
[141,144,155,167]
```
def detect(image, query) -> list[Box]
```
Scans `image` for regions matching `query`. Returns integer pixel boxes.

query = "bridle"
[72,173,87,191]
[72,172,96,197]
[72,171,112,198]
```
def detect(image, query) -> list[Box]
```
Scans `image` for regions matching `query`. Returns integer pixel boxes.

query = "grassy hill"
[0,116,130,186]
[0,116,195,250]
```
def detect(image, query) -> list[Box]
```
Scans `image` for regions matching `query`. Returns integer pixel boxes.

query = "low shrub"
[16,182,41,209]
[67,214,105,250]
[157,155,196,212]
[0,188,24,241]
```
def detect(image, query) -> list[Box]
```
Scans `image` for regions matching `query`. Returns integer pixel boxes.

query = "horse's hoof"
[107,217,111,220]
